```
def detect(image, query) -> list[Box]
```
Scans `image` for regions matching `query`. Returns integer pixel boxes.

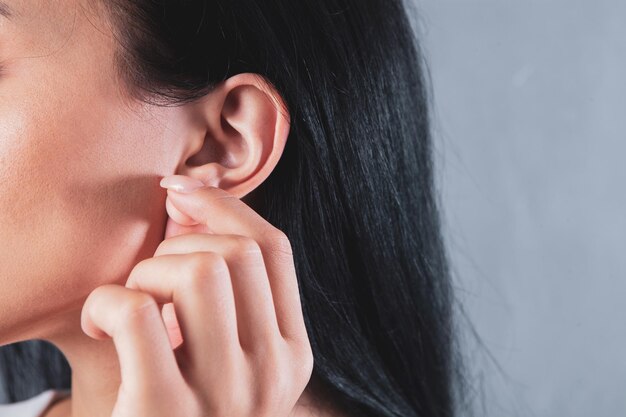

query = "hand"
[80,175,314,417]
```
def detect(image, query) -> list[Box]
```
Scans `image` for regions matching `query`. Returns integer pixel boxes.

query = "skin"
[0,1,343,416]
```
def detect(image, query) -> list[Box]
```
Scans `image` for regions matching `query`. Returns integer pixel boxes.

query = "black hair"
[0,1,470,415]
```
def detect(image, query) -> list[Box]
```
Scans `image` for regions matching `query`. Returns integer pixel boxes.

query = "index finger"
[81,284,185,395]
[164,182,306,343]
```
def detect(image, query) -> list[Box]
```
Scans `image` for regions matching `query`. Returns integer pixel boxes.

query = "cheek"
[40,107,173,284]
[0,98,174,341]
[0,7,187,341]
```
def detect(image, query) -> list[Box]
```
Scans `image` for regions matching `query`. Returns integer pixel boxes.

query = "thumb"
[163,210,211,239]
[160,175,213,239]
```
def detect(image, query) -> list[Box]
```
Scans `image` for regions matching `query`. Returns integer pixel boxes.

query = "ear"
[175,72,290,199]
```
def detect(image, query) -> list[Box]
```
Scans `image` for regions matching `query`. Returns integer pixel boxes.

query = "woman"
[0,0,467,416]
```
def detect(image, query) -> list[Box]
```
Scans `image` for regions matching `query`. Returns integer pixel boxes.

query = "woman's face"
[0,0,188,344]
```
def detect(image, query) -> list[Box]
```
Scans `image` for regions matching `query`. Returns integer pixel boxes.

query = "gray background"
[413,1,626,416]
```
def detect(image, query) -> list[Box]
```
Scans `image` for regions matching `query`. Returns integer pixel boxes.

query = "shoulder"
[0,389,71,417]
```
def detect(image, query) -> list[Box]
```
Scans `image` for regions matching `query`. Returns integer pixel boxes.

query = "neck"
[44,309,121,417]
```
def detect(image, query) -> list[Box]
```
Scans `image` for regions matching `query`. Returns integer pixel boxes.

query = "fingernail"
[159,175,206,193]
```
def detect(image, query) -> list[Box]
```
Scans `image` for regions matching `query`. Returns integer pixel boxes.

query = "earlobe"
[177,73,290,199]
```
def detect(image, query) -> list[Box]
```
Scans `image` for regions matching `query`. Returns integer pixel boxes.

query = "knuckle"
[153,239,171,257]
[183,252,228,289]
[83,284,112,316]
[120,293,158,321]
[299,347,315,380]
[289,338,315,382]
[126,257,154,284]
[225,235,263,263]
[130,257,152,275]
[265,229,293,257]
[232,234,263,254]
[154,233,209,257]
[211,192,243,212]
[213,191,240,204]
[248,333,283,360]
[258,339,289,375]
[257,366,290,412]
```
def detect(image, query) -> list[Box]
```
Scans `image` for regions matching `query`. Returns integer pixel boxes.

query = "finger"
[124,252,242,377]
[164,211,212,240]
[153,233,282,350]
[164,184,306,342]
[81,284,184,394]
[165,194,198,227]
[161,302,184,350]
